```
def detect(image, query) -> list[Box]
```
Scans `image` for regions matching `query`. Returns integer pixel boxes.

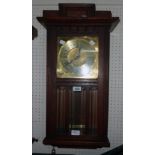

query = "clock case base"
[37,3,119,149]
[43,136,110,148]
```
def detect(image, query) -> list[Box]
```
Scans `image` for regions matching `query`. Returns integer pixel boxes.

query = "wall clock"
[37,3,119,148]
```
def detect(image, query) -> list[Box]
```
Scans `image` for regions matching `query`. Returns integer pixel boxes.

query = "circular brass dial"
[57,37,98,78]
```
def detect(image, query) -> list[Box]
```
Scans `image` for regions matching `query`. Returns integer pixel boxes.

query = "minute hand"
[68,48,81,64]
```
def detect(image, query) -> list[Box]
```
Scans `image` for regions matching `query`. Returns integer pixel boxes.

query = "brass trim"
[69,124,86,129]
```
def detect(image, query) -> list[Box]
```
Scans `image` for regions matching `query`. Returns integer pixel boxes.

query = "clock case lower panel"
[37,6,119,148]
[44,80,110,148]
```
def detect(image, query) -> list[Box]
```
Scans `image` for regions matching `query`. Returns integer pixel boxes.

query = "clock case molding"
[37,3,119,148]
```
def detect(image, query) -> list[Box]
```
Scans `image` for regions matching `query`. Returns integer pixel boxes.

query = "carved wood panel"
[56,86,98,136]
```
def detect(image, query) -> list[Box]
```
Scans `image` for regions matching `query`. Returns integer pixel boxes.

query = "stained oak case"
[37,3,119,148]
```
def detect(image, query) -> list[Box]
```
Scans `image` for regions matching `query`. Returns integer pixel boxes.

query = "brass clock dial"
[57,36,99,79]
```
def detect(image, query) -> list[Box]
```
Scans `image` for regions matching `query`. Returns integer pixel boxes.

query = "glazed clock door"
[56,35,99,138]
[37,3,119,148]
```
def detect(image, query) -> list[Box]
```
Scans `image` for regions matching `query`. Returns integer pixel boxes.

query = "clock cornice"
[37,3,119,31]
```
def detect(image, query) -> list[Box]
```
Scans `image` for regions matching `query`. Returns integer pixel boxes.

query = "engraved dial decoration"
[57,36,99,78]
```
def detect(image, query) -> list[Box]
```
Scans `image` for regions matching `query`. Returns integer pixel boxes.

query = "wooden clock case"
[37,3,119,148]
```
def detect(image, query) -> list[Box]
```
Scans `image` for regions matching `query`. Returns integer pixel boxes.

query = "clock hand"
[68,48,81,64]
[75,47,81,60]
